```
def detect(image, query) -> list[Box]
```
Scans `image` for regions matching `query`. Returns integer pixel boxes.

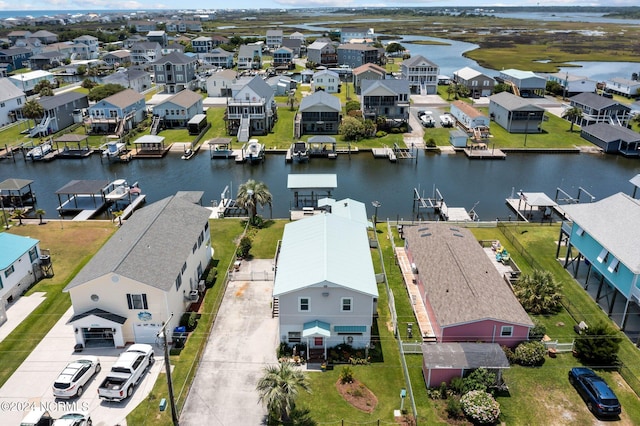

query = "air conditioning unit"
[188,290,199,301]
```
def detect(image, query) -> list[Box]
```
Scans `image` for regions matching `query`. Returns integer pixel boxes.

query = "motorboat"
[243,139,265,163]
[181,148,195,160]
[102,140,126,158]
[26,142,52,160]
[291,142,309,162]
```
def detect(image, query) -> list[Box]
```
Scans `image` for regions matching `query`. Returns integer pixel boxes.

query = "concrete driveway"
[0,307,161,426]
[180,259,278,425]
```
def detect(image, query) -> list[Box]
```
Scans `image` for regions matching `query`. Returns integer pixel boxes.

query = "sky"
[0,0,639,12]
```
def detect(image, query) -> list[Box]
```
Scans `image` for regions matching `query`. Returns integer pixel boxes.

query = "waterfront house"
[450,100,490,130]
[337,43,380,69]
[102,68,152,93]
[568,92,631,127]
[273,199,378,359]
[401,55,439,95]
[31,30,58,44]
[205,69,237,97]
[546,72,596,97]
[225,75,277,142]
[36,92,89,134]
[64,192,213,347]
[152,51,198,94]
[498,69,546,98]
[7,30,32,45]
[0,47,32,72]
[87,89,146,135]
[560,192,640,331]
[72,35,99,59]
[340,27,370,43]
[580,123,640,157]
[297,90,342,137]
[29,51,65,70]
[130,41,163,65]
[282,37,302,57]
[0,233,42,307]
[306,40,337,67]
[237,44,262,70]
[0,78,25,127]
[489,91,545,134]
[8,70,54,95]
[131,20,158,33]
[360,79,410,122]
[312,69,340,93]
[147,30,168,48]
[211,35,229,47]
[352,63,386,95]
[403,224,533,346]
[191,36,213,53]
[102,50,132,67]
[152,89,203,129]
[604,77,640,98]
[452,66,496,98]
[266,30,283,50]
[166,20,202,33]
[199,48,234,69]
[272,46,294,69]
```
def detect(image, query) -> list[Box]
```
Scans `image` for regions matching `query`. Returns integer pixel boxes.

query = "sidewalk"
[0,292,46,343]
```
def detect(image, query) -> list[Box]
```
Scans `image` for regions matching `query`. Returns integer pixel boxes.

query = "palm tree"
[236,179,272,225]
[256,362,311,424]
[34,208,46,225]
[514,269,563,315]
[12,208,26,226]
[562,106,583,132]
[446,84,456,100]
[22,99,44,129]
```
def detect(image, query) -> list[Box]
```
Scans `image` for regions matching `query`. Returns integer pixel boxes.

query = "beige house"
[64,192,213,348]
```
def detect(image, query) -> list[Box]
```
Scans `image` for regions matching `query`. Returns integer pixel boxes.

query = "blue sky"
[1,1,639,12]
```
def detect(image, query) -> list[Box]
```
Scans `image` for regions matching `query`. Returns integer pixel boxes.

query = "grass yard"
[0,222,116,387]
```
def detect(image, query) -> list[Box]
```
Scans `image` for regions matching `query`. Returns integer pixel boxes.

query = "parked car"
[97,344,154,401]
[52,412,92,426]
[52,356,101,399]
[20,409,54,426]
[568,367,621,417]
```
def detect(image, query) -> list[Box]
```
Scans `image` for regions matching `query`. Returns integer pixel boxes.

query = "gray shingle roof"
[561,192,640,274]
[64,193,211,292]
[0,78,25,102]
[489,91,545,112]
[361,78,410,96]
[38,92,87,111]
[153,51,196,65]
[402,54,438,68]
[403,224,533,328]
[100,88,144,109]
[300,91,341,112]
[570,92,629,111]
[157,89,201,108]
[581,123,640,143]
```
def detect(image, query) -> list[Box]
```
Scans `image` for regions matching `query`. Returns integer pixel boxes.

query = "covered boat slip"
[56,179,111,219]
[54,134,93,159]
[287,173,337,209]
[132,135,169,158]
[0,178,36,208]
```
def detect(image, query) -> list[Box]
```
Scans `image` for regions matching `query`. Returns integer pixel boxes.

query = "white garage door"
[134,323,162,344]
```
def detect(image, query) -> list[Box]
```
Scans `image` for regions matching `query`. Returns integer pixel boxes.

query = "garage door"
[134,323,162,344]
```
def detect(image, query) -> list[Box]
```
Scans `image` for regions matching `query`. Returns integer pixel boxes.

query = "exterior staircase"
[272,297,279,318]
[150,116,161,135]
[238,116,250,142]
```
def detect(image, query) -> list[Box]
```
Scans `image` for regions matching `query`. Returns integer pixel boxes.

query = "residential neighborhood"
[1,6,640,426]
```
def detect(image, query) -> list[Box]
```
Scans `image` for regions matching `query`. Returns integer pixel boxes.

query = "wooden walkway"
[394,247,436,341]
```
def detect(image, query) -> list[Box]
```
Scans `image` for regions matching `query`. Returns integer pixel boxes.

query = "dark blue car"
[568,367,621,417]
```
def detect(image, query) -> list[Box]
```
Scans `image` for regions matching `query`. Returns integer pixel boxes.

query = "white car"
[52,412,92,426]
[52,356,101,399]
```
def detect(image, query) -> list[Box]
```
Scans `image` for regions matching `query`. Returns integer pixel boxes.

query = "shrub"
[529,320,547,341]
[375,131,387,138]
[339,366,354,384]
[514,341,546,366]
[449,376,465,395]
[426,388,442,400]
[502,345,517,365]
[206,267,217,287]
[573,321,622,366]
[426,138,437,148]
[187,312,198,331]
[446,396,464,419]
[390,127,401,133]
[462,368,496,394]
[460,390,500,425]
[236,236,252,258]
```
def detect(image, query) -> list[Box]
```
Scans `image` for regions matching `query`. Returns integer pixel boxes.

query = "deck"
[72,209,98,221]
[463,147,506,160]
[57,195,106,215]
[114,195,146,222]
[395,247,436,341]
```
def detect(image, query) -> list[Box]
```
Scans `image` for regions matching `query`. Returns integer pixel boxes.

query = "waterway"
[1,150,638,221]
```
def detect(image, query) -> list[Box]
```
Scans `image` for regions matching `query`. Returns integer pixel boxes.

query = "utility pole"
[157,313,179,426]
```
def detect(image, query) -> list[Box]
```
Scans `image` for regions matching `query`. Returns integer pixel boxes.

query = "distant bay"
[0,9,143,20]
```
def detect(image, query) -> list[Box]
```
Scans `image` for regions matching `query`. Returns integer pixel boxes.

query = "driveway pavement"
[0,307,161,426]
[180,259,279,426]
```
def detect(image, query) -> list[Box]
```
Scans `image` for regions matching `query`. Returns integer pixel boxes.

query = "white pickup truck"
[97,344,154,401]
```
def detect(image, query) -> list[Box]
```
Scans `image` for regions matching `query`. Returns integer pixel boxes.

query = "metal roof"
[0,233,39,269]
[67,308,127,325]
[421,342,510,369]
[561,192,640,274]
[519,192,557,207]
[0,178,33,191]
[55,180,110,195]
[273,213,378,298]
[287,174,337,190]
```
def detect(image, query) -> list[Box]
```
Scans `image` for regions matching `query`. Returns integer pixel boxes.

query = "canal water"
[1,150,638,221]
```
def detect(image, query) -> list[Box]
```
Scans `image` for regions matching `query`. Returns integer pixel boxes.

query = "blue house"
[0,233,42,306]
[559,190,640,330]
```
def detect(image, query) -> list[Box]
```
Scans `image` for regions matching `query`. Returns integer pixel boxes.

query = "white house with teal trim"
[560,192,640,330]
[0,233,41,306]
[273,198,378,360]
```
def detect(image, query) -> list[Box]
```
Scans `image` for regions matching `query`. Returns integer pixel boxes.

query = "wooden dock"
[116,195,146,222]
[463,147,506,159]
[72,209,98,221]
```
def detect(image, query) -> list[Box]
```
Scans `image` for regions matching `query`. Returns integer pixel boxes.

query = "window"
[181,262,187,274]
[341,297,353,312]
[126,293,148,310]
[575,226,585,236]
[175,274,182,290]
[28,247,38,262]
[500,326,513,337]
[597,248,609,263]
[193,242,197,253]
[608,258,620,273]
[288,332,301,343]
[299,297,310,312]
[4,265,14,278]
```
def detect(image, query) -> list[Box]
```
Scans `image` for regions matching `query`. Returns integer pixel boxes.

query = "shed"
[449,129,469,148]
[187,114,208,135]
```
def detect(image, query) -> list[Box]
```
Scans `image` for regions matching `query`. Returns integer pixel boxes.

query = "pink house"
[403,224,533,347]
